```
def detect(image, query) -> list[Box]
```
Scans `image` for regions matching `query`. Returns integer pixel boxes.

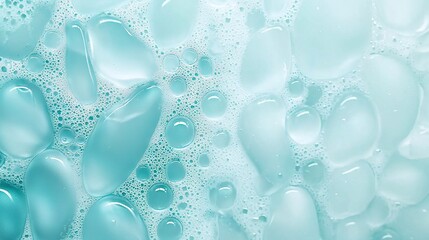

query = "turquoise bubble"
[43,31,61,49]
[166,159,186,182]
[165,116,195,149]
[210,181,236,210]
[157,217,183,240]
[286,106,321,145]
[198,153,210,167]
[26,53,45,73]
[198,56,214,77]
[147,183,173,210]
[182,48,198,65]
[302,159,325,185]
[0,182,27,240]
[169,76,187,96]
[136,165,151,182]
[201,90,227,119]
[212,130,230,148]
[163,54,180,73]
[288,78,305,97]
[59,127,76,145]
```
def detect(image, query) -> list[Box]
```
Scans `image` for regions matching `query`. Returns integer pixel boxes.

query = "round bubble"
[165,116,195,149]
[157,217,183,240]
[147,183,174,210]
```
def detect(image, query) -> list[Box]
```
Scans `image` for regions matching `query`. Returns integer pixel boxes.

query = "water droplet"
[198,153,210,167]
[157,217,183,240]
[0,182,27,240]
[83,84,162,196]
[212,130,230,148]
[26,53,45,73]
[43,31,61,49]
[169,76,187,96]
[286,106,321,145]
[198,56,214,78]
[163,54,180,73]
[136,165,151,182]
[302,159,325,185]
[65,20,98,105]
[182,48,198,65]
[165,116,195,149]
[287,78,305,98]
[0,79,54,159]
[147,183,173,210]
[84,195,149,240]
[25,149,76,240]
[166,159,186,182]
[201,90,227,119]
[59,127,76,145]
[210,181,236,210]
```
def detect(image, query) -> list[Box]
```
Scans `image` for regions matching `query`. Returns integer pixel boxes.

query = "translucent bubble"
[302,159,325,185]
[163,54,180,73]
[136,164,151,182]
[198,153,210,167]
[212,130,230,148]
[210,181,237,210]
[59,127,76,145]
[157,217,183,240]
[43,31,61,49]
[198,56,214,77]
[165,116,195,149]
[201,90,227,119]
[26,53,45,73]
[181,48,198,65]
[169,76,187,96]
[286,106,321,145]
[166,159,186,182]
[288,78,305,98]
[147,182,174,210]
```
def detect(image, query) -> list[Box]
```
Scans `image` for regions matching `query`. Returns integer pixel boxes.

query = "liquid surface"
[0,0,428,239]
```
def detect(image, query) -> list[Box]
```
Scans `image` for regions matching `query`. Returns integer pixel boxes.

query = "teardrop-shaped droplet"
[86,14,157,88]
[65,20,98,105]
[293,0,372,79]
[84,195,149,240]
[324,91,379,166]
[379,154,429,204]
[362,54,420,151]
[240,26,292,93]
[0,79,54,159]
[0,4,53,60]
[325,161,375,219]
[149,0,199,48]
[238,96,293,192]
[25,149,76,240]
[72,0,130,14]
[0,182,27,240]
[83,83,162,197]
[264,187,321,240]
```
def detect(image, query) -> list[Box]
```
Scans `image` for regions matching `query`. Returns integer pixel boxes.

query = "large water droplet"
[157,217,183,240]
[293,0,372,79]
[147,182,174,210]
[325,161,375,219]
[83,83,162,196]
[240,26,291,93]
[362,54,420,151]
[264,187,321,240]
[149,0,199,48]
[84,195,149,240]
[324,91,379,166]
[238,96,293,192]
[209,181,237,210]
[0,79,53,159]
[25,149,76,240]
[0,182,27,240]
[286,106,321,145]
[65,20,98,105]
[86,14,157,88]
[165,116,195,149]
